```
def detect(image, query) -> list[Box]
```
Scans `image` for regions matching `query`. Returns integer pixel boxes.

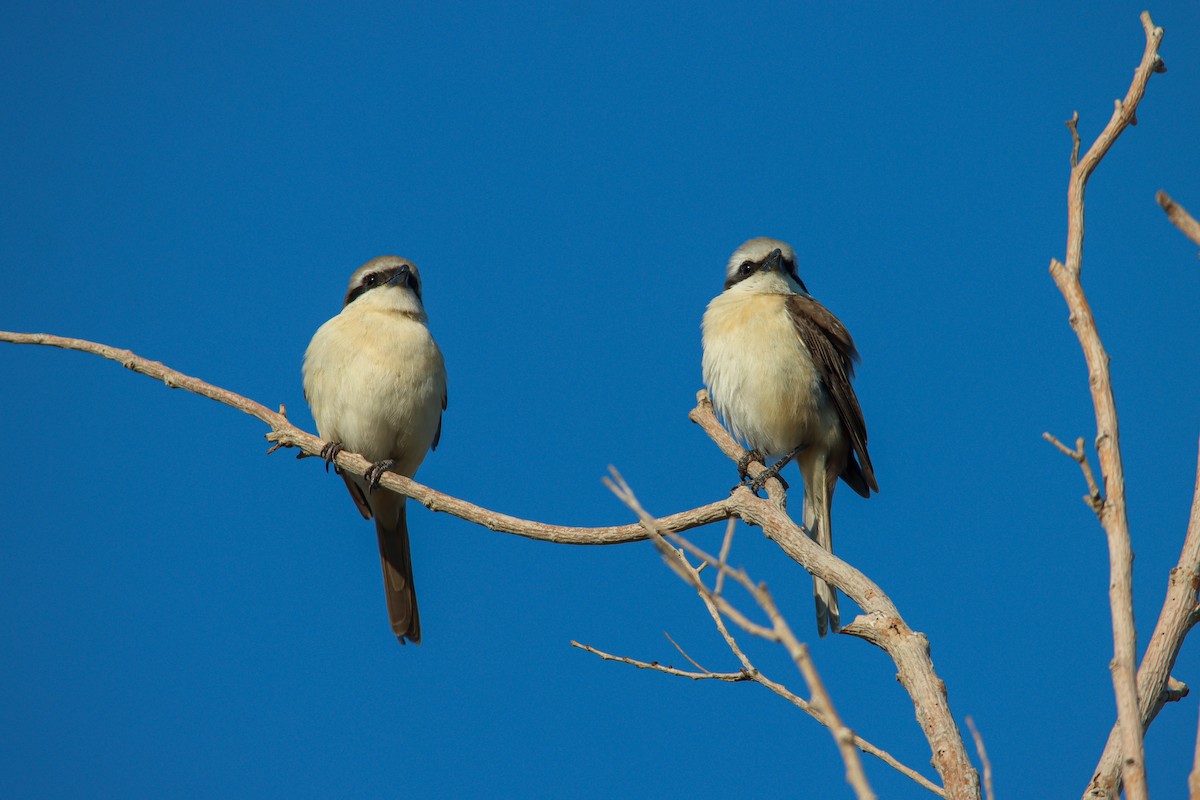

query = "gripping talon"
[364,459,396,491]
[320,441,345,473]
[745,446,805,495]
[736,449,764,482]
[746,469,790,495]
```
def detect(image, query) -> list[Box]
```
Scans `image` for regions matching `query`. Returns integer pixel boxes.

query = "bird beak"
[386,264,414,289]
[761,248,783,272]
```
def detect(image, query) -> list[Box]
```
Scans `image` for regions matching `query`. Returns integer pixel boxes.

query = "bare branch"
[0,330,731,546]
[714,516,737,595]
[689,390,788,508]
[687,392,979,798]
[578,600,947,796]
[1066,111,1081,167]
[569,640,749,682]
[1156,190,1200,251]
[1048,14,1165,800]
[602,468,878,800]
[1,330,971,798]
[663,631,710,674]
[965,717,995,800]
[1164,676,1191,704]
[1085,438,1200,798]
[1043,433,1103,513]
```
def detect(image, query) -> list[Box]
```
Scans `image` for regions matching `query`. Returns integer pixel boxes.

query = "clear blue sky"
[3,2,1199,797]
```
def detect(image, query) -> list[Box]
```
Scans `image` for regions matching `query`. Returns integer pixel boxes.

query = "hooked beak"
[760,248,783,273]
[386,264,414,289]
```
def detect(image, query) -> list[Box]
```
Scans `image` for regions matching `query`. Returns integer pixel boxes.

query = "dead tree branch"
[2,337,979,795]
[965,717,994,800]
[1156,190,1200,252]
[1045,13,1164,800]
[600,469,878,800]
[689,391,980,798]
[0,330,730,545]
[1042,433,1103,513]
[1085,439,1200,799]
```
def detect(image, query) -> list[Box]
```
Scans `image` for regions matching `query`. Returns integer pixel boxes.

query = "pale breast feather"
[702,292,826,455]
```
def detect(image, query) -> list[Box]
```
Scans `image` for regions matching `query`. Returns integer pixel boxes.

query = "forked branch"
[574,478,947,797]
[1,328,977,798]
[1046,13,1165,800]
[599,469,878,800]
[1085,440,1200,799]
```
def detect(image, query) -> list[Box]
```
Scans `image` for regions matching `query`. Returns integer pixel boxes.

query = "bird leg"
[364,459,396,492]
[747,446,805,494]
[320,441,345,473]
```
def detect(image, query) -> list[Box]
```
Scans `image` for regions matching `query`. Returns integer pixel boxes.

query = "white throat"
[727,270,808,297]
[352,284,428,322]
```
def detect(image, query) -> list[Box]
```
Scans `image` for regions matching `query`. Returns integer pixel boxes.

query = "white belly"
[303,307,446,477]
[702,291,842,458]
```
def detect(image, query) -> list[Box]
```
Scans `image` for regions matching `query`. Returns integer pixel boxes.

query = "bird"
[701,237,876,636]
[302,255,447,645]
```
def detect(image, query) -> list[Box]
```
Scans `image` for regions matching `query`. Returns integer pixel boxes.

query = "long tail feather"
[375,499,420,644]
[805,473,840,637]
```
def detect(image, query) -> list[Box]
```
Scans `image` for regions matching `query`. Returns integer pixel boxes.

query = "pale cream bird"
[303,256,447,645]
[702,237,876,637]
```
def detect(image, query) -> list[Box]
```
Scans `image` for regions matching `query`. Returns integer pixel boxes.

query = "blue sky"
[3,2,1200,797]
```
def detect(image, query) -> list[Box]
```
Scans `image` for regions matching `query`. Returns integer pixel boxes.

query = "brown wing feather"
[787,295,878,496]
[341,473,374,519]
[431,388,447,451]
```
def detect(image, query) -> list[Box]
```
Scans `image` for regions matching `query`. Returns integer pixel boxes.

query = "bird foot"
[320,441,345,473]
[745,447,805,494]
[365,459,396,491]
[736,449,765,482]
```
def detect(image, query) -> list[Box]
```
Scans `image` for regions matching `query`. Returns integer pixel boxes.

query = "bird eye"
[738,261,754,275]
[363,274,377,287]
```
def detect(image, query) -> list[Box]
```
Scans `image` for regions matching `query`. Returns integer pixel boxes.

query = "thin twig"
[965,717,995,800]
[663,631,710,674]
[714,517,737,595]
[687,565,949,795]
[1043,433,1103,512]
[575,599,946,796]
[570,641,748,682]
[1156,191,1200,251]
[1066,111,1081,167]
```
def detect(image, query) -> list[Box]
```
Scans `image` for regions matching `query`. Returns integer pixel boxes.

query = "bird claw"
[365,459,396,491]
[744,446,804,495]
[736,449,764,482]
[320,441,345,473]
[746,469,789,494]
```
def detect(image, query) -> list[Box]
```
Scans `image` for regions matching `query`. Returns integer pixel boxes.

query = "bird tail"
[375,497,420,645]
[805,474,840,637]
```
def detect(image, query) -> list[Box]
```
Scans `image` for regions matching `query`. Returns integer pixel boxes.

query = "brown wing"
[787,294,878,497]
[431,387,447,451]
